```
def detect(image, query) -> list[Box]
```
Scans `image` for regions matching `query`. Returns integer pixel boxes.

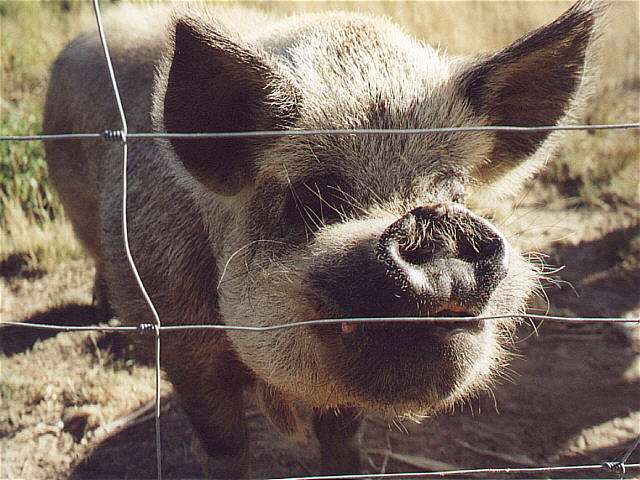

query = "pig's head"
[152,1,602,421]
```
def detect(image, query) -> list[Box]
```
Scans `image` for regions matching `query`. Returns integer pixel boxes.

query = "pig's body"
[44,2,602,476]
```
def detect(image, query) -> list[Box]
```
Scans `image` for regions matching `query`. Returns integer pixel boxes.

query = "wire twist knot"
[102,129,126,142]
[137,323,158,335]
[602,461,626,475]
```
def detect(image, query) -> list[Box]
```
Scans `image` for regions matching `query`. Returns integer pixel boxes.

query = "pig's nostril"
[485,237,508,268]
[459,232,509,282]
[459,235,505,261]
[377,204,511,308]
[398,244,437,265]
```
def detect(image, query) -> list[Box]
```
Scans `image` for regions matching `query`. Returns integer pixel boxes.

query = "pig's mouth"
[338,307,479,337]
[334,308,484,357]
[307,298,492,410]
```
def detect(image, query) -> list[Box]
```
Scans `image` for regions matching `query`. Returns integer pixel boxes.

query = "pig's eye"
[281,180,347,235]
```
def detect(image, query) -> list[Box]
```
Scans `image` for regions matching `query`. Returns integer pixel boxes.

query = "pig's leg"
[313,408,363,473]
[167,357,251,478]
[92,266,112,320]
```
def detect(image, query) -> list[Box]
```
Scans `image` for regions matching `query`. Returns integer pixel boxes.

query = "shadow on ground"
[70,402,202,480]
[544,223,640,317]
[0,252,46,280]
[1,304,102,356]
[0,303,134,360]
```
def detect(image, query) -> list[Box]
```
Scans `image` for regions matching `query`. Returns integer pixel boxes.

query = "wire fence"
[2,122,640,143]
[2,0,640,478]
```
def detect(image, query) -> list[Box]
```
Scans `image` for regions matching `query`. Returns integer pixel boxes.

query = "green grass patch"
[0,107,59,224]
[0,0,92,226]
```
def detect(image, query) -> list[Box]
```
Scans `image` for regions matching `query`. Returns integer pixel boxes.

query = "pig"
[43,1,604,476]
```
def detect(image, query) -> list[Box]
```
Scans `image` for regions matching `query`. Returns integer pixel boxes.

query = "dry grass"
[1,199,84,274]
[0,1,95,224]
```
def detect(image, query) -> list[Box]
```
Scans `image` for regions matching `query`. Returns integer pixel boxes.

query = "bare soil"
[1,192,639,479]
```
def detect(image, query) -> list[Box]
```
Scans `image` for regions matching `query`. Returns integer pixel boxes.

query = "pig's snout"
[376,203,509,317]
[307,202,513,403]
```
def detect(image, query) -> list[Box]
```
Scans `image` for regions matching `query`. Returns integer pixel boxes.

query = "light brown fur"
[44,2,604,476]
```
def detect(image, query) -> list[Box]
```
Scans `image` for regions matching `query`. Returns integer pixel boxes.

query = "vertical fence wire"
[91,1,162,478]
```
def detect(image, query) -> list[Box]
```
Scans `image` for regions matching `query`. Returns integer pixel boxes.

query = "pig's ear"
[457,0,604,190]
[157,16,299,195]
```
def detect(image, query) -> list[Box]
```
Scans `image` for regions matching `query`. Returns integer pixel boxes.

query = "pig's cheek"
[493,251,538,317]
[215,290,326,386]
[233,328,330,398]
[446,323,498,397]
[472,321,498,378]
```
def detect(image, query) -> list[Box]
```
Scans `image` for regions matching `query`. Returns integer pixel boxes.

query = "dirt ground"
[1,188,639,479]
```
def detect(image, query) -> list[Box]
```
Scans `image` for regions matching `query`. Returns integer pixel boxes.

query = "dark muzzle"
[376,202,509,316]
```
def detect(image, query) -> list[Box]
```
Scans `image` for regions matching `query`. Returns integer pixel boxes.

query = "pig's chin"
[220,289,498,416]
[311,316,497,414]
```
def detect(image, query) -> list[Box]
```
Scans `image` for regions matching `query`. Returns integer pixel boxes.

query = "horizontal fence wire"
[269,462,640,480]
[1,122,640,142]
[1,314,639,334]
[1,0,638,479]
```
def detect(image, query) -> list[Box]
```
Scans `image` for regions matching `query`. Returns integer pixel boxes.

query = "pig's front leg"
[168,356,251,478]
[313,408,363,474]
[92,266,112,321]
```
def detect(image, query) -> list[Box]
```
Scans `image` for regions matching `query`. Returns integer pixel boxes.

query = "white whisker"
[217,240,287,291]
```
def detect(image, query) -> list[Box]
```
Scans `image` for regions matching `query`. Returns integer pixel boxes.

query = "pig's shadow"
[68,387,315,479]
[1,304,102,356]
[70,403,204,480]
[543,223,640,317]
[0,304,132,360]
